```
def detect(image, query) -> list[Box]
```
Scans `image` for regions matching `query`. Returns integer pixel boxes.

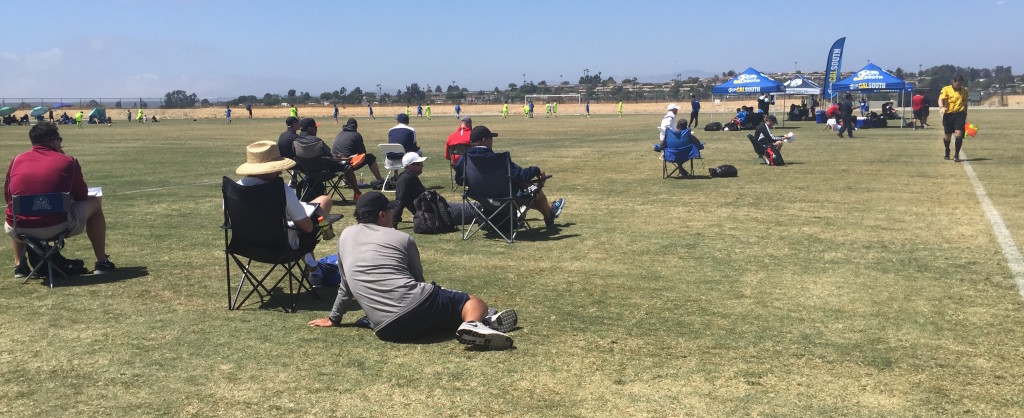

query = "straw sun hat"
[235,140,296,175]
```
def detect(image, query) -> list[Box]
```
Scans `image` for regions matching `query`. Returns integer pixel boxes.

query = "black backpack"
[413,190,457,234]
[704,122,722,131]
[709,164,738,177]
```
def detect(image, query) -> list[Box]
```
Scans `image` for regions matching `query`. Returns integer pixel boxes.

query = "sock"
[304,253,318,269]
[954,137,963,157]
[944,140,951,154]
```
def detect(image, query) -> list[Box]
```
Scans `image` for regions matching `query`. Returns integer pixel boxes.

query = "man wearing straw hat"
[235,140,334,284]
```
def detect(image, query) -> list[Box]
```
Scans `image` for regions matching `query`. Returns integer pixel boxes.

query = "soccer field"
[2,110,1023,416]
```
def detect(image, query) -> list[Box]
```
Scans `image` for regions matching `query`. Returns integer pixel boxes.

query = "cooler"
[815,110,826,123]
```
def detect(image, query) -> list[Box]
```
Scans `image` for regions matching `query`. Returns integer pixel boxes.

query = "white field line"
[109,180,222,195]
[961,151,1024,300]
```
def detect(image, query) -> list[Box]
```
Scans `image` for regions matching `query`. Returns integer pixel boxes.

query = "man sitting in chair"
[293,118,362,201]
[656,120,703,177]
[308,192,518,350]
[5,122,115,277]
[331,118,384,188]
[444,116,473,165]
[235,140,334,285]
[753,115,793,151]
[455,126,565,228]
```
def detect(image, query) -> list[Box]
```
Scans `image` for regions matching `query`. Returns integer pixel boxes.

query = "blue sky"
[2,0,1021,100]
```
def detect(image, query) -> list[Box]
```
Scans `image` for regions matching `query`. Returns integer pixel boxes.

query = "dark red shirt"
[445,127,472,163]
[5,145,88,228]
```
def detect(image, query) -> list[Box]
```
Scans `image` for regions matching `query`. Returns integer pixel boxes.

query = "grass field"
[2,110,1024,416]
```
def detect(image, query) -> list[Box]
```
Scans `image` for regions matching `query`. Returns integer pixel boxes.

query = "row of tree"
[159,65,1021,109]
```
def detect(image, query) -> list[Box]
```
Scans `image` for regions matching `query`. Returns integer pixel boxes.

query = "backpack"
[722,122,739,131]
[764,146,785,166]
[704,122,722,131]
[413,190,457,234]
[709,164,738,177]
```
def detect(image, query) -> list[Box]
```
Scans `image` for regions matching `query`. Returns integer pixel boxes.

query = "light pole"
[560,74,563,85]
[376,84,381,102]
[919,64,922,76]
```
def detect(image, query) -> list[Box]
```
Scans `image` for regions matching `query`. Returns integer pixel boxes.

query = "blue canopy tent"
[832,63,913,127]
[711,67,785,124]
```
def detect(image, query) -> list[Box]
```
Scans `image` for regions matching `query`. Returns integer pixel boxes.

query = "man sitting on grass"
[5,122,115,277]
[308,192,518,349]
[455,126,565,228]
[390,152,477,227]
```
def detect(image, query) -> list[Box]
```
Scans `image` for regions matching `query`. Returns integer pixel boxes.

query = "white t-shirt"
[659,111,676,141]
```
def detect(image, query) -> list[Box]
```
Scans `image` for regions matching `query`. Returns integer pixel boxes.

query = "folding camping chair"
[748,134,769,165]
[292,154,350,202]
[661,127,703,178]
[11,192,72,288]
[461,152,534,243]
[378,143,406,193]
[447,143,470,191]
[222,177,319,312]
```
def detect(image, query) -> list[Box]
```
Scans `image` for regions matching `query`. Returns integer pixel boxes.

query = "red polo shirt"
[445,127,472,163]
[912,94,924,111]
[4,144,88,228]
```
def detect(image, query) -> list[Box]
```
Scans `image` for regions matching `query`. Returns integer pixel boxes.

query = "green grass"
[2,111,1024,416]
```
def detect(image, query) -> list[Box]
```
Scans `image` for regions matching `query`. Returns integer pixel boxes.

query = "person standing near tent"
[859,97,868,117]
[939,73,968,162]
[837,94,855,138]
[688,94,700,128]
[75,111,84,129]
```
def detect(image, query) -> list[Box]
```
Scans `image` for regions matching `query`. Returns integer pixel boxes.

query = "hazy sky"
[2,0,1021,100]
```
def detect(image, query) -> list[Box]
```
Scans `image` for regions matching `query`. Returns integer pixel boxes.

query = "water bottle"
[359,172,365,187]
[318,216,335,240]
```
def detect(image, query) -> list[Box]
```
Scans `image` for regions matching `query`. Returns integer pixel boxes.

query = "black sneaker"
[953,156,961,163]
[14,263,30,279]
[93,256,116,274]
[944,152,950,160]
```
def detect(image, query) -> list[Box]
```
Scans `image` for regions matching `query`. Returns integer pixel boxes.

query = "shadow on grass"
[962,157,990,162]
[50,265,150,287]
[475,222,580,242]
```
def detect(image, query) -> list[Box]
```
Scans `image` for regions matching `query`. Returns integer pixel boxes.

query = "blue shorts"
[375,284,469,342]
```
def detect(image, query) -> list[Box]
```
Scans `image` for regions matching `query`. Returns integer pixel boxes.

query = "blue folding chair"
[461,152,534,243]
[11,192,72,288]
[662,127,703,178]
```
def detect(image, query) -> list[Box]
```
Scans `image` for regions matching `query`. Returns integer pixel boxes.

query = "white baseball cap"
[402,152,427,167]
[667,103,680,111]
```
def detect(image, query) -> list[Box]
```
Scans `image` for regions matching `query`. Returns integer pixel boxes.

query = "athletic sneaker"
[456,321,514,350]
[944,151,950,160]
[93,256,116,274]
[308,266,324,288]
[14,263,31,279]
[483,309,518,333]
[953,156,961,163]
[551,198,566,219]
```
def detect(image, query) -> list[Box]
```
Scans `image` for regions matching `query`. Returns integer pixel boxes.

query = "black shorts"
[374,284,469,343]
[913,109,924,119]
[943,112,967,135]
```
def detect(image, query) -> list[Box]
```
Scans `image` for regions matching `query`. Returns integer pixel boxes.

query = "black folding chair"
[222,177,319,312]
[748,134,769,165]
[292,155,350,203]
[11,192,72,288]
[461,152,534,243]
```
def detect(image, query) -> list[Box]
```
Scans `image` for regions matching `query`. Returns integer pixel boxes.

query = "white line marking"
[111,180,222,195]
[961,151,1024,300]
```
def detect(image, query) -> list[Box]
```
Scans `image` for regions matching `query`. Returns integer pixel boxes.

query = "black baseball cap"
[469,125,498,143]
[355,192,390,214]
[299,118,320,130]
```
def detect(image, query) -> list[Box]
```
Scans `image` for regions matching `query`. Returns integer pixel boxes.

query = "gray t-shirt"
[328,223,433,330]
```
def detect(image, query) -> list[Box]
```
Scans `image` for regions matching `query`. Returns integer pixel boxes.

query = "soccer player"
[454,103,461,119]
[553,101,558,118]
[368,103,375,120]
[502,103,509,119]
[545,102,551,118]
[585,101,590,118]
[425,104,431,120]
[333,103,339,124]
[618,101,623,117]
[225,105,231,124]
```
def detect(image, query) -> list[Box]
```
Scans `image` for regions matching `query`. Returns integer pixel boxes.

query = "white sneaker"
[456,321,513,350]
[483,309,518,333]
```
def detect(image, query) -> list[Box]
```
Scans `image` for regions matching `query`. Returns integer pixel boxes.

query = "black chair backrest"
[222,176,295,263]
[463,152,514,200]
[747,134,766,157]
